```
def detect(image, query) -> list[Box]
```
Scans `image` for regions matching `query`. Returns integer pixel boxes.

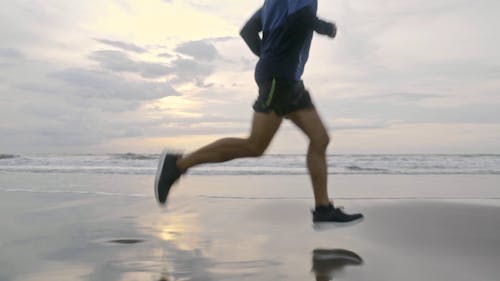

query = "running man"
[155,0,363,224]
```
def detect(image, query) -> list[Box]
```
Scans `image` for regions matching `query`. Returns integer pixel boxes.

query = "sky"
[1,0,499,154]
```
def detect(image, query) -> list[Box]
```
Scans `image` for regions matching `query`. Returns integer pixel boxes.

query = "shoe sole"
[154,150,168,204]
[312,217,364,231]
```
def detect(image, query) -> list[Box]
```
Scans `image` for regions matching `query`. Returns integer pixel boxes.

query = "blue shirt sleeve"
[290,6,336,37]
[240,8,263,57]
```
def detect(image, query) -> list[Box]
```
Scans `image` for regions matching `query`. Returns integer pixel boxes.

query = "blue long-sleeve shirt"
[240,0,335,82]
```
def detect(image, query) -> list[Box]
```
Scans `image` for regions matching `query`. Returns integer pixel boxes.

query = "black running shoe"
[312,203,363,226]
[154,152,182,205]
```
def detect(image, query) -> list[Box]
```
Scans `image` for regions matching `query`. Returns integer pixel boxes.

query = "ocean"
[1,153,500,176]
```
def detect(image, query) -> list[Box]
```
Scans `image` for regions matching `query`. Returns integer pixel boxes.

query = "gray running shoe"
[154,152,182,205]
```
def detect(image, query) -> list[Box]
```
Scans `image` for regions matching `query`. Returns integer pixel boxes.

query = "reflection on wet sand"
[108,239,145,244]
[312,249,363,281]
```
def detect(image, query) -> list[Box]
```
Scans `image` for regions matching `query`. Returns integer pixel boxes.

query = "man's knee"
[245,139,267,157]
[310,133,330,150]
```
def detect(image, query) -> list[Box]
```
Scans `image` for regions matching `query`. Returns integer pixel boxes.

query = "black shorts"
[253,78,314,116]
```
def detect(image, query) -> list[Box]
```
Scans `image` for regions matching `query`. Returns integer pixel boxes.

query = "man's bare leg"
[177,111,283,171]
[286,108,330,207]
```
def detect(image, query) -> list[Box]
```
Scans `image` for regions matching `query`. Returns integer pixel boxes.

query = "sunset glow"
[1,0,499,153]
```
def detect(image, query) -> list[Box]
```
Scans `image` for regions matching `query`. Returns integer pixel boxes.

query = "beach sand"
[1,173,499,280]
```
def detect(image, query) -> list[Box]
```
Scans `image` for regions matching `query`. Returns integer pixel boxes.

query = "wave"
[0,154,17,160]
[1,154,500,175]
[111,153,158,160]
[1,166,500,175]
[345,165,389,172]
[0,187,149,198]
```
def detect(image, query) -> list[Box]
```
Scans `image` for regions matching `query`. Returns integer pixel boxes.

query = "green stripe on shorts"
[265,78,276,107]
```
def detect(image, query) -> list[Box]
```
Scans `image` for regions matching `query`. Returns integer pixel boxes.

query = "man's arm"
[240,8,263,57]
[292,6,336,38]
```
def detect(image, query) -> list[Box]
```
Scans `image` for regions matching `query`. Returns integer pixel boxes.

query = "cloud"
[0,48,23,60]
[175,40,219,61]
[169,57,214,83]
[88,50,171,78]
[2,0,500,153]
[158,52,173,58]
[93,38,147,53]
[88,49,215,84]
[52,68,178,101]
[330,118,389,130]
[211,36,238,42]
[367,93,445,103]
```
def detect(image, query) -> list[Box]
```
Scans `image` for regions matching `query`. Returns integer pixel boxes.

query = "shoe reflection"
[312,249,363,281]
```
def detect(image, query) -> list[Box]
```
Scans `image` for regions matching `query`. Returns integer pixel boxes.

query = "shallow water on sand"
[1,173,499,280]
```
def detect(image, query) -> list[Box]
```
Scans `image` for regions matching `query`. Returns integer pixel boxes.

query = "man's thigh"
[286,108,329,141]
[248,111,283,148]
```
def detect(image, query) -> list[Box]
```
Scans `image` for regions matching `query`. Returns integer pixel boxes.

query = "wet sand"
[0,173,499,280]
